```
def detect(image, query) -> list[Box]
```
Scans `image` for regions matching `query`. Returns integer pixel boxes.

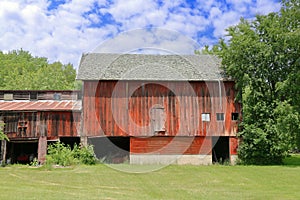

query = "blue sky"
[0,0,281,67]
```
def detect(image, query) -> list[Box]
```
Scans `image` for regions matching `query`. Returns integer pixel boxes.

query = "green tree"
[0,122,8,141]
[210,0,300,164]
[0,49,80,90]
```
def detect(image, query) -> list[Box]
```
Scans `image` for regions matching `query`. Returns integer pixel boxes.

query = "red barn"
[0,90,81,164]
[77,53,241,165]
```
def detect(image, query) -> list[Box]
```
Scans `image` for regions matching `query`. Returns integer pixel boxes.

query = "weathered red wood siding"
[83,80,241,137]
[230,137,239,155]
[46,111,81,140]
[130,136,212,155]
[4,111,80,140]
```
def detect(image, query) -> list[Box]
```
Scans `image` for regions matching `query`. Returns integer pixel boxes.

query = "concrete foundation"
[130,154,212,165]
[230,155,238,165]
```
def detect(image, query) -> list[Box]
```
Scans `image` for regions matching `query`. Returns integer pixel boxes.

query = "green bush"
[73,144,97,165]
[46,142,97,166]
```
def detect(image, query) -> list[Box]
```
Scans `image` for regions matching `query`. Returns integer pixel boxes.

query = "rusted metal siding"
[83,80,241,137]
[2,111,80,140]
[130,136,212,155]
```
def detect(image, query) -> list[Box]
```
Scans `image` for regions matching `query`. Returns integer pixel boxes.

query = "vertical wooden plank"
[61,112,65,136]
[110,82,114,136]
[36,112,40,137]
[169,91,173,136]
[230,136,238,155]
[99,82,104,136]
[112,82,117,136]
[147,83,151,136]
[183,89,188,136]
[136,86,140,136]
[65,112,70,136]
[83,81,90,136]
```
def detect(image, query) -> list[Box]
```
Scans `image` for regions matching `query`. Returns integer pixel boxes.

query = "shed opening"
[59,137,80,149]
[212,136,229,164]
[6,140,38,164]
[88,137,129,164]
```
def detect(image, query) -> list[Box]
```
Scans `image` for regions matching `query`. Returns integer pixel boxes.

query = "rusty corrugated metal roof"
[0,100,81,111]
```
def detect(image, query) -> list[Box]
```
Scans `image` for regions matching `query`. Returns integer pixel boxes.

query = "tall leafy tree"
[209,0,300,164]
[0,49,79,90]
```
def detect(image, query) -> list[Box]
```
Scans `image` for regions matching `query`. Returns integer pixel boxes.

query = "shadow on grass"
[283,154,300,166]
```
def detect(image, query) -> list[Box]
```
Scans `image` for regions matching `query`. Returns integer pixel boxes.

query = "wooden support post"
[1,140,7,165]
[80,136,88,147]
[38,136,47,164]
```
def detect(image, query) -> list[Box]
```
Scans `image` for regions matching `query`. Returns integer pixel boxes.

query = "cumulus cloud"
[93,28,200,54]
[0,0,282,68]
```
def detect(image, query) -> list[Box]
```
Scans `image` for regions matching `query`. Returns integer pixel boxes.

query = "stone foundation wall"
[130,154,212,165]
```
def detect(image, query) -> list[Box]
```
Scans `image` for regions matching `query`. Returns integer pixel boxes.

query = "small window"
[30,92,37,100]
[4,93,13,101]
[201,113,210,122]
[217,113,224,121]
[53,93,61,101]
[231,113,239,121]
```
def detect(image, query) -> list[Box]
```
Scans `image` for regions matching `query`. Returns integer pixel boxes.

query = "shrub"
[46,142,77,166]
[73,144,97,165]
[46,142,97,166]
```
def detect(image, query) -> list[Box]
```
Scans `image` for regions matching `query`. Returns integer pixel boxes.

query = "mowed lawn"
[0,156,300,200]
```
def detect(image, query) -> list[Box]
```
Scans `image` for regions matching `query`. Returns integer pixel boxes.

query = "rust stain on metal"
[0,100,81,111]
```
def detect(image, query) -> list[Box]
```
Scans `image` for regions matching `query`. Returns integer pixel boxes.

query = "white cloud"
[93,28,199,54]
[0,0,283,68]
[102,0,158,21]
[250,0,281,15]
[0,0,115,67]
[212,11,241,38]
[196,0,215,11]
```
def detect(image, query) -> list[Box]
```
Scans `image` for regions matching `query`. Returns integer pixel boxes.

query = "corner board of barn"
[0,54,241,165]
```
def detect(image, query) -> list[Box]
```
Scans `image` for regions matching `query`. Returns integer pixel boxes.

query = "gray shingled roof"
[77,53,226,81]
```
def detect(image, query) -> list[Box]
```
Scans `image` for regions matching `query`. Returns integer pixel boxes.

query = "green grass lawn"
[0,155,300,200]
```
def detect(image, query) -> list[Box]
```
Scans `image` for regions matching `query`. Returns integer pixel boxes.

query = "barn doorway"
[88,137,130,163]
[60,137,80,149]
[6,140,38,164]
[212,136,229,164]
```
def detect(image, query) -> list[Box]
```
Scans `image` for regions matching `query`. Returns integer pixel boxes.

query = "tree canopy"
[205,0,300,164]
[0,49,78,90]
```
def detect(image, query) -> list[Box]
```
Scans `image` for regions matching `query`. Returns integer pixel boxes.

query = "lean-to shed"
[0,90,81,164]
